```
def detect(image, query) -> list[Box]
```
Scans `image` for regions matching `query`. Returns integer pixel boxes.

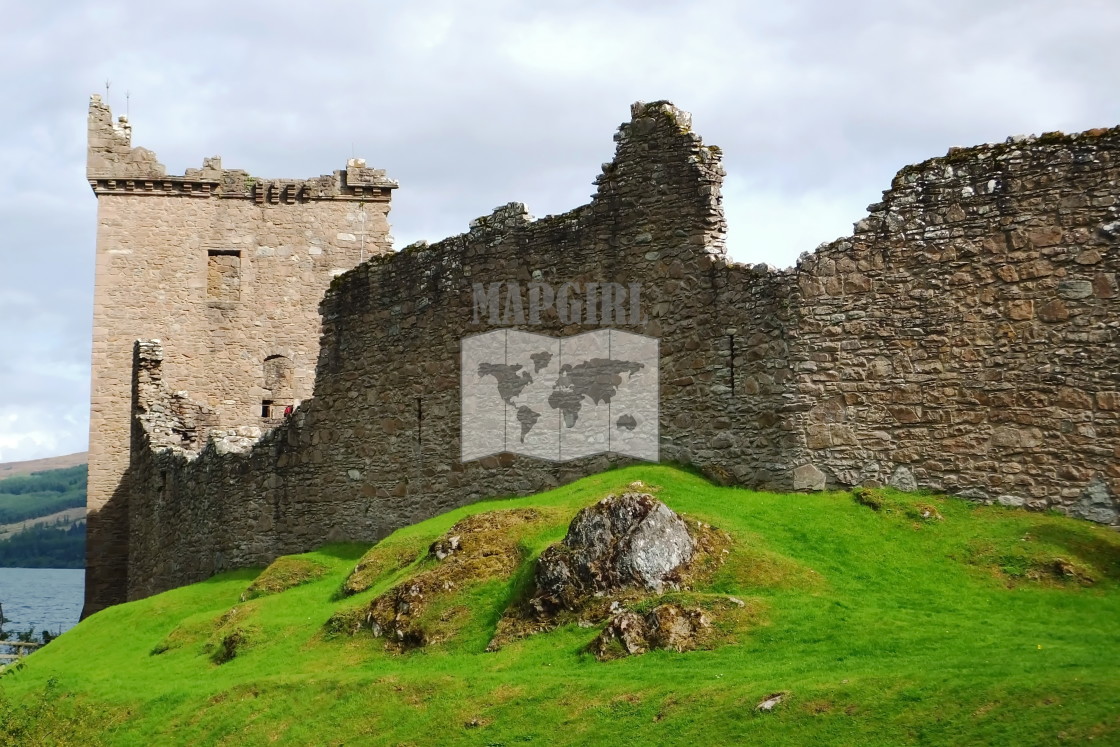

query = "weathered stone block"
[792,463,826,491]
[829,424,858,446]
[1097,392,1120,411]
[1028,226,1064,247]
[1057,279,1094,299]
[1037,299,1070,322]
[888,465,918,492]
[996,265,1019,283]
[1057,387,1094,410]
[888,406,922,424]
[1007,299,1034,320]
[806,425,831,449]
[1093,272,1117,298]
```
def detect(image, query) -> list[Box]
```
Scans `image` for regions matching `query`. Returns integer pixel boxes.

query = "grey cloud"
[1,0,1118,461]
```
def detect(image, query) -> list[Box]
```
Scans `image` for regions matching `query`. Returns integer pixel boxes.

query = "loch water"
[0,568,84,637]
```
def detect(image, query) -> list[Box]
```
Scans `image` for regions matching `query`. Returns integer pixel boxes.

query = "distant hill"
[0,461,87,568]
[0,451,88,480]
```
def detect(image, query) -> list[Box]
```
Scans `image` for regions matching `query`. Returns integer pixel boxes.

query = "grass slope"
[2,465,1119,745]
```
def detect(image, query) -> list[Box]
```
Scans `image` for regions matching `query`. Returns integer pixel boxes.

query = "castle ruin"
[85,97,1120,614]
[84,95,395,615]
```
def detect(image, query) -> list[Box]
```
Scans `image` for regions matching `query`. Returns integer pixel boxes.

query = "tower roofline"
[86,94,397,203]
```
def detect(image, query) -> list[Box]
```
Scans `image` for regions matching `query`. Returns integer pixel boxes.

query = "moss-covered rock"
[488,493,735,651]
[338,508,551,649]
[241,556,329,601]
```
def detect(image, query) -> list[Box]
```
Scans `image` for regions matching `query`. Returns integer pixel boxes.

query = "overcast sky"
[1,0,1118,463]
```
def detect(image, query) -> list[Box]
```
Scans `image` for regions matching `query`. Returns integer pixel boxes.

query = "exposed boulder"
[530,492,695,615]
[888,465,918,493]
[792,463,826,491]
[487,492,737,654]
[1070,475,1118,525]
[589,603,711,660]
[756,692,788,713]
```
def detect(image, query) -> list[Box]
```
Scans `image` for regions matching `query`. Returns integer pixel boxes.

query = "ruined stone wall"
[124,102,809,598]
[792,129,1120,521]
[114,101,1120,605]
[84,94,396,615]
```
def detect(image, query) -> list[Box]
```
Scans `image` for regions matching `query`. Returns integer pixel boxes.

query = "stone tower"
[83,94,396,616]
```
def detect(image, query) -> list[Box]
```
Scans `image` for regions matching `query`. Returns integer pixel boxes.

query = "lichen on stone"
[487,492,736,654]
[333,508,553,650]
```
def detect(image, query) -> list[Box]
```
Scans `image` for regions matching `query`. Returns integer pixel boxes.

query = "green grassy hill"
[2,465,1119,745]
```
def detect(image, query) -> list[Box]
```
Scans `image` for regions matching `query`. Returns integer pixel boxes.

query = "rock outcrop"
[589,603,711,660]
[487,492,734,658]
[530,492,695,615]
[331,508,547,649]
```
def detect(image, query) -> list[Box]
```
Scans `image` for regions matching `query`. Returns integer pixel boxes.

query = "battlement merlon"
[86,94,398,203]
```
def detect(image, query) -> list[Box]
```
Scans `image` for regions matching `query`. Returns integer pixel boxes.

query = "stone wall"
[793,130,1120,520]
[113,101,1119,604]
[84,94,397,615]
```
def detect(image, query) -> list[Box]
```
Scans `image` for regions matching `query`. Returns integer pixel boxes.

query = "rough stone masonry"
[85,97,1120,612]
[83,94,396,616]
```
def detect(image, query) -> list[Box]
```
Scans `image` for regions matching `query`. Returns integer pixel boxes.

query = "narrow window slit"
[729,334,736,396]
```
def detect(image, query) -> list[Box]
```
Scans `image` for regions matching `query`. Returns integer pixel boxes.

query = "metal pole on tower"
[360,201,367,263]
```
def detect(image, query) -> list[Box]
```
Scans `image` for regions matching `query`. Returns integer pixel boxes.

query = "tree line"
[0,465,86,568]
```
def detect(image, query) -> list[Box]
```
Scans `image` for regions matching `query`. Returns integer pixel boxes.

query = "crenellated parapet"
[86,95,397,203]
